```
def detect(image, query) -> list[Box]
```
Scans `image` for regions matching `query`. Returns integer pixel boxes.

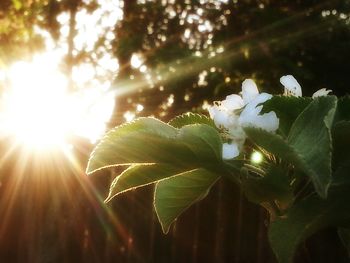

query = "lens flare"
[251,151,263,164]
[0,52,115,151]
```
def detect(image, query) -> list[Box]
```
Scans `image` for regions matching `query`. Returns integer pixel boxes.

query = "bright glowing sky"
[0,0,123,150]
[0,52,116,150]
[0,0,231,151]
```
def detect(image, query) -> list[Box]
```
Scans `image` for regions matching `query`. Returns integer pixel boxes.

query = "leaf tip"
[85,159,97,175]
[161,222,171,234]
[104,195,113,203]
[316,183,330,200]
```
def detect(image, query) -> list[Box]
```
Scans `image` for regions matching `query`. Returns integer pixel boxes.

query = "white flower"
[227,123,246,145]
[239,93,279,132]
[208,105,230,128]
[208,98,246,147]
[280,75,302,97]
[241,79,259,104]
[221,94,244,111]
[280,75,332,99]
[208,79,279,160]
[312,88,332,98]
[222,142,240,160]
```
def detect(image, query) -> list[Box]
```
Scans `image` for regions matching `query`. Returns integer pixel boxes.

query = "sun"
[0,55,69,150]
[0,51,115,152]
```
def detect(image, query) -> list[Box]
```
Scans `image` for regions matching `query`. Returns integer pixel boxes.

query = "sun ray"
[0,51,116,151]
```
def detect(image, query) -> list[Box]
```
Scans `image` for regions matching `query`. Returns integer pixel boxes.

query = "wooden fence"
[0,139,346,263]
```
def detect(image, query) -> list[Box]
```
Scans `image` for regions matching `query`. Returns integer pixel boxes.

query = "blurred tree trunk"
[115,0,137,79]
[66,0,80,92]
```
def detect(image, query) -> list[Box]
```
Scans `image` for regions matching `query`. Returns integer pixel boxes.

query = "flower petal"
[246,112,279,131]
[239,92,273,120]
[227,125,246,144]
[242,79,259,104]
[222,142,240,160]
[208,105,218,119]
[280,75,302,97]
[312,88,332,98]
[239,92,279,132]
[240,111,279,133]
[221,94,244,111]
[208,105,230,128]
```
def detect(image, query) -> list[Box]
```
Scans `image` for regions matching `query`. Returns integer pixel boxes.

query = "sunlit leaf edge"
[168,112,216,129]
[105,164,201,202]
[154,168,219,234]
[86,117,180,174]
[287,96,337,198]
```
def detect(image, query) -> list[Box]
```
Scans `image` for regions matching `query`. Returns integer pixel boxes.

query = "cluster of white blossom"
[208,79,279,159]
[209,75,332,160]
[280,75,332,98]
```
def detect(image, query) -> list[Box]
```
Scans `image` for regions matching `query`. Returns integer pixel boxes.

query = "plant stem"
[244,164,265,177]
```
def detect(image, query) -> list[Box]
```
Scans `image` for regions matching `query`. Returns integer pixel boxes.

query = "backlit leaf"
[154,168,219,233]
[269,180,350,263]
[261,96,312,136]
[245,96,337,198]
[177,124,222,163]
[168,112,216,129]
[287,96,337,198]
[105,164,189,202]
[86,118,193,174]
[242,164,293,204]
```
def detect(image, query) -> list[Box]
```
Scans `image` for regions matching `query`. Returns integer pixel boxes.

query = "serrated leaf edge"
[153,169,219,234]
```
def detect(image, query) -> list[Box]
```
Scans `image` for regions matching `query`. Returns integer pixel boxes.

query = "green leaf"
[332,121,350,170]
[105,164,188,202]
[269,181,350,263]
[338,227,350,257]
[287,96,337,198]
[177,124,222,163]
[243,128,304,168]
[86,118,194,174]
[223,159,245,174]
[242,164,293,205]
[334,96,350,123]
[87,118,224,175]
[168,113,216,128]
[154,168,219,233]
[262,96,312,136]
[245,96,337,198]
[87,119,224,209]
